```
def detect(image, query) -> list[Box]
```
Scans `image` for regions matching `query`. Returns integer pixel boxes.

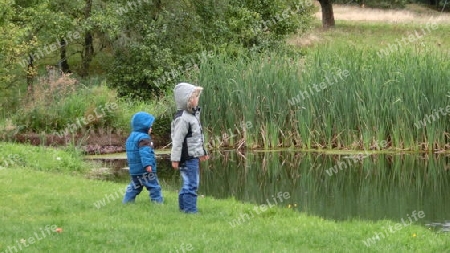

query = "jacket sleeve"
[171,117,189,162]
[139,138,155,170]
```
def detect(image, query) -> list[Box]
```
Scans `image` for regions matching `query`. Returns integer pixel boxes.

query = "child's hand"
[199,155,209,162]
[171,162,179,169]
[146,166,152,172]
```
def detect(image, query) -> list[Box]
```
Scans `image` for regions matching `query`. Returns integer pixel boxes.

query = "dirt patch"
[316,4,450,24]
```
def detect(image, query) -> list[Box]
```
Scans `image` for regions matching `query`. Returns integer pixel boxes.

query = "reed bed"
[198,44,450,150]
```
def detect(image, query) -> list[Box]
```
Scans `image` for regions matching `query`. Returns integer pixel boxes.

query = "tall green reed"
[197,44,449,150]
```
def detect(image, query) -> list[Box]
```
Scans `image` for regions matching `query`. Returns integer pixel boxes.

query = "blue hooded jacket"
[126,112,156,175]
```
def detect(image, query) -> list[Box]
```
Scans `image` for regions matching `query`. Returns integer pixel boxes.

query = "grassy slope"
[1,144,449,252]
[290,20,450,50]
[295,2,450,48]
[1,170,449,253]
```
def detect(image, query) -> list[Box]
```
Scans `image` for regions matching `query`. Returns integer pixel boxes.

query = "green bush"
[4,74,175,140]
[115,95,175,138]
[107,0,314,99]
[12,79,120,135]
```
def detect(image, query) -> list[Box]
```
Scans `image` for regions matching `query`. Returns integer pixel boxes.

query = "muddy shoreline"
[3,133,170,155]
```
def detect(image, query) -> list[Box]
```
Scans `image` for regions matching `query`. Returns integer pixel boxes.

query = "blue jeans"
[179,158,199,213]
[123,172,163,203]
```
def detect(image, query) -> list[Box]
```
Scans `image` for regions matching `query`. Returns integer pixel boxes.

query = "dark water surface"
[94,151,450,229]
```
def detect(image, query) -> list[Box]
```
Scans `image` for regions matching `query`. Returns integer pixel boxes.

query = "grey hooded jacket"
[170,83,207,163]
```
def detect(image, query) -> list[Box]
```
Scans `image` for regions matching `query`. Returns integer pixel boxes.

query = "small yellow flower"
[413,233,417,237]
[288,204,291,208]
[294,204,297,207]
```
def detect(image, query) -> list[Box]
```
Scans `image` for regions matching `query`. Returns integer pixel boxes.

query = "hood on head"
[174,82,203,110]
[131,112,155,133]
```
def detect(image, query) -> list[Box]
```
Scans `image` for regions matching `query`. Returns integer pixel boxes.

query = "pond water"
[92,151,450,231]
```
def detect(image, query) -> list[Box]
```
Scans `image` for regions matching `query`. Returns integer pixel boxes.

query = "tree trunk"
[318,0,335,29]
[26,54,34,99]
[60,39,70,73]
[80,0,94,77]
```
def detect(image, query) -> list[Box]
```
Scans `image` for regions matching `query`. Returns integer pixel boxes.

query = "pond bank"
[1,132,169,155]
[3,130,450,156]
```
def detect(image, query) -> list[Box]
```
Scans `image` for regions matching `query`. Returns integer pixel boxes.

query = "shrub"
[13,77,120,135]
[107,0,314,99]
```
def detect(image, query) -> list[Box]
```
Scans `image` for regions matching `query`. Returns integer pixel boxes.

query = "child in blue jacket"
[123,112,163,203]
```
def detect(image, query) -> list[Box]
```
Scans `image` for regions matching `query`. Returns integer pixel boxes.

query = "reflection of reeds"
[201,151,450,222]
[198,45,449,150]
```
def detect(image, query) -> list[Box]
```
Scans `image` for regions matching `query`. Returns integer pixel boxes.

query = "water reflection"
[200,151,450,226]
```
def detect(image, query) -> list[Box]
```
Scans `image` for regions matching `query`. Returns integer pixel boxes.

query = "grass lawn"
[289,20,450,50]
[0,144,449,252]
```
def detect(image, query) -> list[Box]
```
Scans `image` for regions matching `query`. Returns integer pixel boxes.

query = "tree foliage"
[1,0,315,104]
[107,0,315,98]
[0,0,35,110]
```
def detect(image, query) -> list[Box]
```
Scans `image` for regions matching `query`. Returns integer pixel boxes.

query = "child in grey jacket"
[170,82,209,213]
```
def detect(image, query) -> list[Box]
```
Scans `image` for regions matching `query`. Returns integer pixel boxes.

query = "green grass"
[0,143,87,173]
[305,21,450,49]
[0,144,449,252]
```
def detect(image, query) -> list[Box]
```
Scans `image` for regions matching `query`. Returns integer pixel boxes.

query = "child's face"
[191,95,199,107]
[188,89,202,109]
